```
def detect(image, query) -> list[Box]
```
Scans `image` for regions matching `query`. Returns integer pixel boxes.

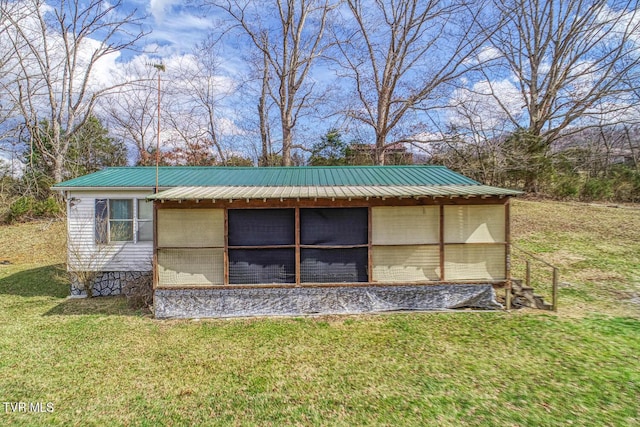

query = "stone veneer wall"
[70,271,152,297]
[154,284,502,318]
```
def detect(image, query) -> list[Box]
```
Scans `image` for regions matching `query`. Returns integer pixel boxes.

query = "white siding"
[66,190,154,272]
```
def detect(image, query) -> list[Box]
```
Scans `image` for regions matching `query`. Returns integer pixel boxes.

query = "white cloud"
[448,78,523,131]
[149,0,177,23]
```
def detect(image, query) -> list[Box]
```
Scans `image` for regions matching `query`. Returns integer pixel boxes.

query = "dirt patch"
[572,268,626,284]
[544,250,587,267]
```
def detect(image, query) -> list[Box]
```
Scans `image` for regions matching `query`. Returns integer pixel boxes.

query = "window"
[227,209,296,284]
[137,200,153,241]
[109,199,133,241]
[300,208,368,283]
[95,198,153,244]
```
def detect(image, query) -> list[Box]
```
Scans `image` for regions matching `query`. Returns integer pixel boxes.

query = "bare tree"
[211,0,336,166]
[0,0,23,148]
[478,0,640,188]
[258,38,275,166]
[162,40,237,165]
[104,63,158,166]
[3,0,145,182]
[333,0,485,164]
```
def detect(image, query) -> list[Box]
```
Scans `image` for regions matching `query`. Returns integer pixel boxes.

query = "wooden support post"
[295,207,301,286]
[223,208,229,286]
[552,267,559,312]
[152,201,158,290]
[367,206,373,283]
[504,199,512,311]
[439,204,445,281]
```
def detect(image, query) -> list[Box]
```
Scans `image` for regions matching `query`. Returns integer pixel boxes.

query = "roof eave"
[147,185,524,201]
[53,186,161,192]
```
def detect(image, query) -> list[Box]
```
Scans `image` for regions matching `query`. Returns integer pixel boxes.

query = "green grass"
[1,201,639,426]
[511,200,640,315]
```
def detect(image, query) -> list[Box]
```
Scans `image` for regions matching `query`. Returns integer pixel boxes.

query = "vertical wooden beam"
[505,198,512,310]
[439,204,445,281]
[295,207,301,286]
[368,206,373,283]
[152,201,158,290]
[224,208,229,286]
[552,267,559,312]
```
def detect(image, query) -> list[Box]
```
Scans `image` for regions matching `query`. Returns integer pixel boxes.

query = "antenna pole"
[148,63,165,193]
[155,68,160,193]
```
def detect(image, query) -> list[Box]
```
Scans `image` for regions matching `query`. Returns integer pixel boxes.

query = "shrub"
[609,166,640,202]
[549,174,581,199]
[6,196,62,223]
[122,275,153,311]
[581,178,614,201]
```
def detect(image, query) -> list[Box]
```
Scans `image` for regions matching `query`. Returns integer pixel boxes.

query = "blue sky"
[130,1,233,59]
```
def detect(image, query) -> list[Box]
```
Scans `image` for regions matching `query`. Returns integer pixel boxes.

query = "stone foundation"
[70,271,152,297]
[154,284,502,318]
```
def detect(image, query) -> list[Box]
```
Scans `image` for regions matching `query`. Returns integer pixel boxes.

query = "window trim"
[136,199,153,242]
[95,198,153,245]
[109,199,134,243]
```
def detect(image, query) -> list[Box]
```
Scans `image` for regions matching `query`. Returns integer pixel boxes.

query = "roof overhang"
[147,185,523,201]
[53,186,163,192]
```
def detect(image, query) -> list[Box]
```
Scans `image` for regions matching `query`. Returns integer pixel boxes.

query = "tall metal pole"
[148,63,165,194]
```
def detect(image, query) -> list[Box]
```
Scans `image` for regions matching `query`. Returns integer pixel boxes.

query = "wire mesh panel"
[157,209,224,247]
[444,205,505,243]
[228,249,296,284]
[300,208,368,245]
[372,206,439,245]
[158,248,224,286]
[444,244,506,280]
[300,248,368,283]
[372,245,440,282]
[228,209,295,246]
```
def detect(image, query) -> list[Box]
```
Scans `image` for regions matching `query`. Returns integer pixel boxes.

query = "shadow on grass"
[0,263,148,317]
[0,263,68,298]
[44,295,149,317]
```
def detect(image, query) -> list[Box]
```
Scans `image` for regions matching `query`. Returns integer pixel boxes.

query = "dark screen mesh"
[229,249,295,284]
[301,248,368,283]
[300,208,368,245]
[228,209,295,246]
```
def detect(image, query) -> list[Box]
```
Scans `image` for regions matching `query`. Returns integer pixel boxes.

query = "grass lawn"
[0,200,638,426]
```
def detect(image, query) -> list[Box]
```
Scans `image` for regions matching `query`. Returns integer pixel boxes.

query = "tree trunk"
[258,94,270,166]
[53,152,65,183]
[375,134,386,165]
[282,123,292,166]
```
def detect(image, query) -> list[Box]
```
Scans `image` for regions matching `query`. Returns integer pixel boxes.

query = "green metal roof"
[53,166,483,189]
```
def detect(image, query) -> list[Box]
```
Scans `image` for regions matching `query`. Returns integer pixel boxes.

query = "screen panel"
[300,208,368,245]
[228,209,295,246]
[444,205,505,243]
[300,248,368,283]
[372,245,440,282]
[372,206,439,245]
[158,209,224,247]
[229,248,295,284]
[444,244,506,280]
[158,248,224,286]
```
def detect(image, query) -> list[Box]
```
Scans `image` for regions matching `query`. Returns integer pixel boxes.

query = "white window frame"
[136,199,153,242]
[96,198,154,245]
[109,199,134,243]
